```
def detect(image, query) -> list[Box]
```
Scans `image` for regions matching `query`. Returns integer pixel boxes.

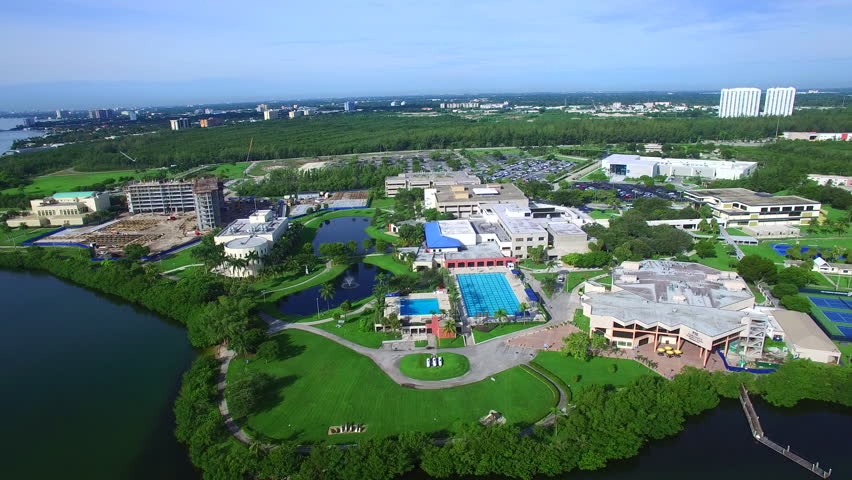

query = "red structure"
[427,316,456,339]
[444,256,516,269]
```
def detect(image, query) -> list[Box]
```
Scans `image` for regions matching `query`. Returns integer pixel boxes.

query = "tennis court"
[838,326,852,338]
[457,273,520,317]
[823,310,852,323]
[808,296,852,310]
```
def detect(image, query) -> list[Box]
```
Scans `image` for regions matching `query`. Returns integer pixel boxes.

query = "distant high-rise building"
[763,87,796,117]
[204,108,214,115]
[169,118,190,130]
[200,117,221,128]
[256,104,270,112]
[718,88,761,118]
[21,118,35,127]
[55,109,70,119]
[127,111,138,121]
[288,110,304,119]
[344,101,354,112]
[263,110,281,120]
[90,109,114,121]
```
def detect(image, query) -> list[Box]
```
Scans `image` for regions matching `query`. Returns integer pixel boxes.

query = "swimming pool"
[456,273,520,317]
[400,298,440,316]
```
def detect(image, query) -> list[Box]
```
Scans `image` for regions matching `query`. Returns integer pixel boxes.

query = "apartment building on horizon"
[763,87,796,116]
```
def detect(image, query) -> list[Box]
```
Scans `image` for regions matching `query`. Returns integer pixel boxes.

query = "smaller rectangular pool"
[400,298,440,316]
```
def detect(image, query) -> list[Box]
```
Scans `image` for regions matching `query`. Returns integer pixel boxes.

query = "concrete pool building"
[581,260,769,367]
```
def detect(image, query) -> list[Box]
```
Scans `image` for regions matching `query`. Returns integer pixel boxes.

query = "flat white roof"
[472,187,499,195]
[438,219,476,235]
[225,236,268,249]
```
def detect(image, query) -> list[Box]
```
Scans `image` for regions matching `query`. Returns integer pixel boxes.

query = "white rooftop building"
[214,210,288,277]
[602,154,757,180]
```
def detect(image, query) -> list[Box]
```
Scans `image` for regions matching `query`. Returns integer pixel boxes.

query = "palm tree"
[549,407,569,439]
[517,302,529,323]
[546,259,557,270]
[494,308,509,323]
[340,299,353,321]
[320,282,335,310]
[441,317,457,338]
[248,441,264,458]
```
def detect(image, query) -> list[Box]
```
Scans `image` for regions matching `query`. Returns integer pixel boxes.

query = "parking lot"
[473,153,574,182]
[569,181,682,201]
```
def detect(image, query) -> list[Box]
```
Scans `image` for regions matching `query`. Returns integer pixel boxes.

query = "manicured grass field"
[205,162,250,179]
[364,225,400,244]
[228,330,557,442]
[369,197,395,209]
[532,351,651,392]
[597,275,612,286]
[362,254,414,277]
[313,311,400,348]
[0,227,54,246]
[254,264,348,300]
[399,353,470,380]
[565,270,606,291]
[1,169,156,196]
[438,336,466,348]
[739,243,786,263]
[472,322,545,343]
[725,228,748,236]
[154,245,199,271]
[834,341,852,364]
[825,275,852,290]
[588,209,620,220]
[689,242,737,271]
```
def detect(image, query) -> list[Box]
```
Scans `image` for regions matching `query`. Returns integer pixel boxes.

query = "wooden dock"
[738,384,832,478]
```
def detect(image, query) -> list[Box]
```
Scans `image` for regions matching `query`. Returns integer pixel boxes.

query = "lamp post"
[316,297,320,321]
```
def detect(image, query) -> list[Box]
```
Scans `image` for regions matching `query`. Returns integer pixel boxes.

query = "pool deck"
[384,291,451,324]
[451,267,529,321]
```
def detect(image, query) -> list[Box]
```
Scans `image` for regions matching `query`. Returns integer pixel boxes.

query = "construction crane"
[245,137,254,163]
[118,151,137,163]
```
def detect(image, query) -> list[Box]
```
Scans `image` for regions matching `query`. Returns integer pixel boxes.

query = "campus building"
[424,183,528,217]
[214,210,288,277]
[602,154,757,180]
[763,87,796,116]
[684,188,821,228]
[769,310,841,364]
[807,174,852,189]
[5,191,111,227]
[384,172,481,197]
[477,203,588,258]
[124,178,224,230]
[783,132,851,141]
[719,88,761,118]
[582,261,766,367]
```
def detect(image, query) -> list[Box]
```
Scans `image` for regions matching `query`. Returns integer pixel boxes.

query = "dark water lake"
[275,262,379,316]
[312,215,372,255]
[0,270,198,480]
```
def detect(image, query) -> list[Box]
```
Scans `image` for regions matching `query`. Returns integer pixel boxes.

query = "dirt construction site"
[35,212,200,256]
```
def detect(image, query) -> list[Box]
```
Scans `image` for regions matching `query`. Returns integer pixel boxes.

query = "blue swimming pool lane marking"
[457,273,520,317]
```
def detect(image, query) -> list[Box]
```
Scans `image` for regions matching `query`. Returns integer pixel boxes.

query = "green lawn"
[369,197,395,209]
[0,227,54,246]
[521,259,548,269]
[472,322,545,343]
[313,312,400,348]
[532,351,651,392]
[364,225,400,244]
[253,264,348,300]
[362,254,414,277]
[689,243,737,271]
[749,283,766,304]
[572,309,590,333]
[580,168,608,181]
[834,341,852,365]
[588,209,620,220]
[205,162,250,179]
[154,245,199,271]
[725,228,748,236]
[739,243,786,263]
[565,270,606,291]
[438,336,466,348]
[296,208,375,227]
[824,275,852,290]
[228,330,557,443]
[1,169,157,196]
[399,353,470,380]
[597,275,612,286]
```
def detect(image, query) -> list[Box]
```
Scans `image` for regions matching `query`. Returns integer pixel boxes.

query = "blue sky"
[1,0,850,110]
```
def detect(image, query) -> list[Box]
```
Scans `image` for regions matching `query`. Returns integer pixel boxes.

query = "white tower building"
[719,88,761,118]
[763,87,796,116]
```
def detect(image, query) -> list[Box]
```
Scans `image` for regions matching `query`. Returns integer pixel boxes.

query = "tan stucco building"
[769,310,841,364]
[6,191,111,227]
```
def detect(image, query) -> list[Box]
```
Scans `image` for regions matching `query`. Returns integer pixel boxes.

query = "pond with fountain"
[275,215,383,317]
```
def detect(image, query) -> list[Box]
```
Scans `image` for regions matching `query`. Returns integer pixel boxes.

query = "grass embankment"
[155,245,200,271]
[313,311,400,348]
[1,169,159,196]
[438,336,466,348]
[228,330,556,443]
[369,197,395,209]
[254,264,348,298]
[588,209,620,220]
[205,162,250,179]
[0,227,54,246]
[725,228,748,236]
[472,322,545,343]
[362,253,413,276]
[399,353,470,380]
[565,270,606,291]
[532,351,651,392]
